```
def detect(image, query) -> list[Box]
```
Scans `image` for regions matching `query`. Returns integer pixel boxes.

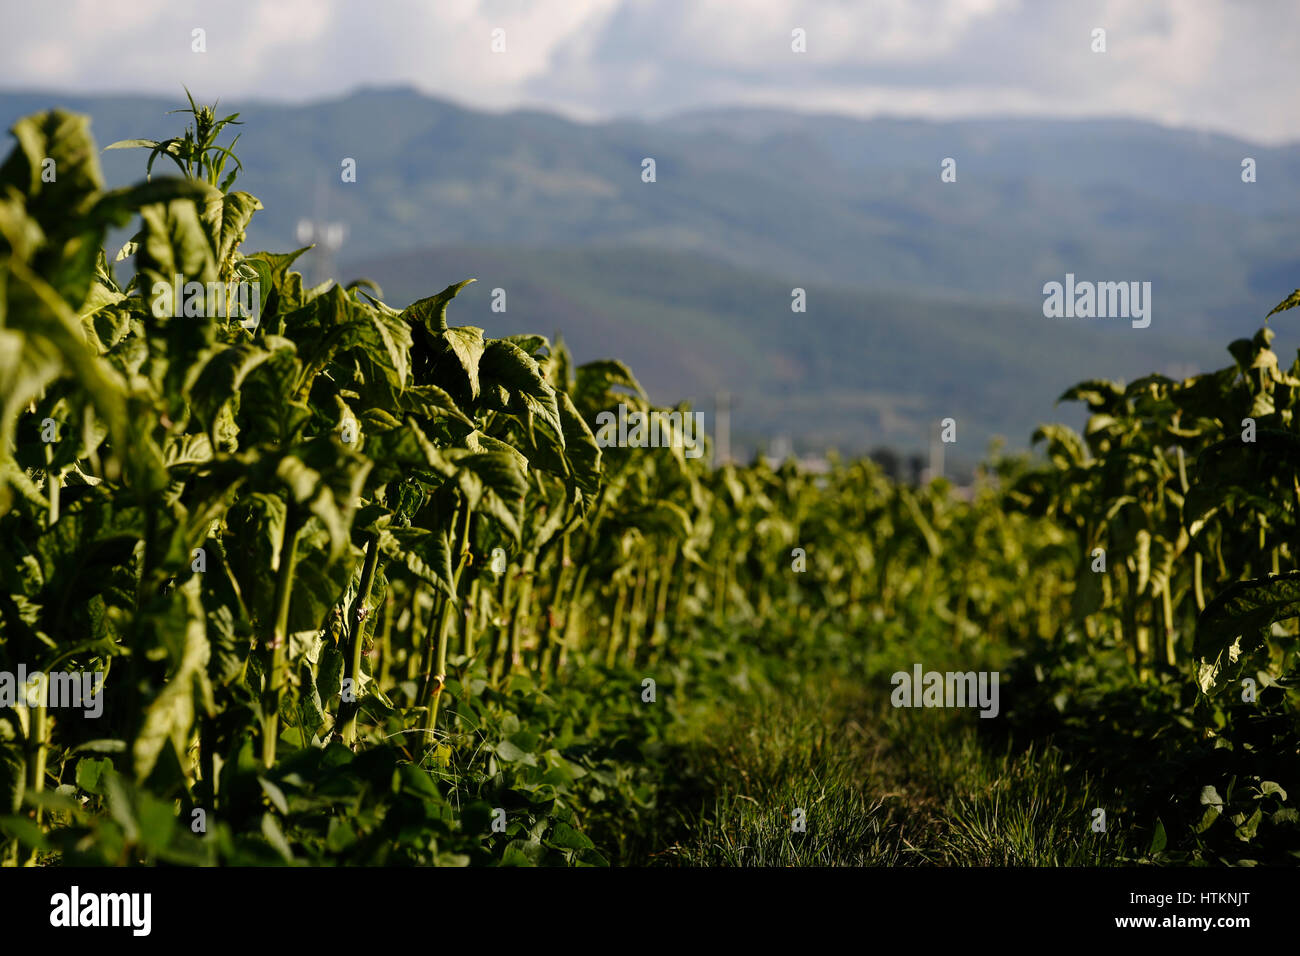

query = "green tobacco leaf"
[137,198,222,411]
[454,451,527,541]
[402,282,484,404]
[241,246,313,320]
[401,279,476,335]
[1198,571,1300,649]
[431,326,485,403]
[363,419,456,484]
[33,490,142,607]
[1185,430,1300,536]
[137,198,219,292]
[224,491,288,625]
[503,334,548,357]
[238,255,273,314]
[103,138,158,151]
[274,448,371,562]
[576,359,646,401]
[625,500,692,541]
[188,341,275,440]
[133,577,213,782]
[261,813,294,863]
[524,391,602,495]
[1195,571,1300,691]
[202,189,262,272]
[0,111,102,226]
[4,259,129,446]
[382,526,455,598]
[546,821,594,851]
[1031,423,1088,467]
[90,178,211,231]
[75,756,114,796]
[463,430,529,475]
[1266,289,1300,320]
[349,305,412,390]
[286,523,359,635]
[1057,379,1124,410]
[1235,808,1263,842]
[398,384,473,427]
[1149,818,1167,854]
[558,391,602,495]
[236,342,309,447]
[1196,429,1300,486]
[1259,781,1287,800]
[286,288,413,401]
[480,339,564,442]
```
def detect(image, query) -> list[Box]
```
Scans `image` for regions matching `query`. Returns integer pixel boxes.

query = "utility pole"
[713,391,731,468]
[296,171,347,286]
[926,420,944,483]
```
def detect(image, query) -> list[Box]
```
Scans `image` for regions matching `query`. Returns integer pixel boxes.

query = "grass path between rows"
[623,671,1134,866]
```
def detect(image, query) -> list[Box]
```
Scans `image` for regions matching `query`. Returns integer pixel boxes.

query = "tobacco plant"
[0,99,1295,867]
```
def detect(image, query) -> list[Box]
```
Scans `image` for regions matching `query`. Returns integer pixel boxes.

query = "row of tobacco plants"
[0,99,1297,865]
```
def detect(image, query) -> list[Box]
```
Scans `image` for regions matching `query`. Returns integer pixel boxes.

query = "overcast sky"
[2,0,1297,143]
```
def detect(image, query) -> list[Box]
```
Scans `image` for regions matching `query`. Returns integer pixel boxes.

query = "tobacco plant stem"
[606,579,629,668]
[558,564,590,672]
[44,444,59,527]
[261,510,303,769]
[653,544,676,644]
[463,577,480,659]
[423,503,471,742]
[27,685,48,862]
[1162,586,1176,667]
[539,536,572,678]
[379,591,394,691]
[626,551,650,665]
[31,446,59,846]
[488,570,514,683]
[1193,551,1206,611]
[340,532,381,746]
[506,551,536,677]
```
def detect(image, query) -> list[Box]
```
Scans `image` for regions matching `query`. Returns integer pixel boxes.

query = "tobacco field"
[0,100,1297,867]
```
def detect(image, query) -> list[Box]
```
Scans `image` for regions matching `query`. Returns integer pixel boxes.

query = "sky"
[1,0,1297,144]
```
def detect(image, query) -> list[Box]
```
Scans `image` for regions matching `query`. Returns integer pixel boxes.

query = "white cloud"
[0,0,1294,143]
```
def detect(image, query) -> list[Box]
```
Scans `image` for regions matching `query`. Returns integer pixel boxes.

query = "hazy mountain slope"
[343,243,1225,456]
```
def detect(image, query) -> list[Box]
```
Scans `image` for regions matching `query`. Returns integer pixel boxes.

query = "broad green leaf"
[133,577,213,782]
[75,756,114,796]
[1266,289,1300,319]
[1031,424,1088,467]
[480,339,564,443]
[1149,818,1167,854]
[400,279,476,335]
[201,189,262,272]
[382,526,455,598]
[0,111,102,226]
[546,821,594,851]
[188,341,275,441]
[1057,379,1124,410]
[399,384,473,427]
[1195,571,1300,691]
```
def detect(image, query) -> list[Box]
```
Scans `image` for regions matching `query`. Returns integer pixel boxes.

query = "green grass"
[619,659,1139,866]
